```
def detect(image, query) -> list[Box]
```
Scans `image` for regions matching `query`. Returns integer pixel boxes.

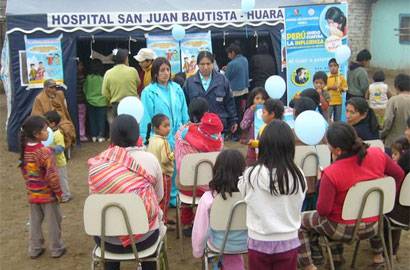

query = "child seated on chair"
[192,150,247,270]
[175,112,224,237]
[239,120,307,270]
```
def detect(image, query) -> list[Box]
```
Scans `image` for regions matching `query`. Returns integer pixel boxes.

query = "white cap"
[134,48,157,62]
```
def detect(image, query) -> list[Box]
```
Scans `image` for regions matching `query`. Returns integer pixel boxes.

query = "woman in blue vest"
[140,57,189,207]
[183,51,238,135]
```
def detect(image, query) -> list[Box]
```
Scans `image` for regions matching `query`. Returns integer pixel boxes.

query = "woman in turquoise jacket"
[140,57,189,207]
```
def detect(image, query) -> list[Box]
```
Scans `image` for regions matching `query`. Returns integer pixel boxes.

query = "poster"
[1,36,12,128]
[254,104,264,138]
[147,34,181,75]
[25,35,64,89]
[284,4,348,104]
[181,32,212,77]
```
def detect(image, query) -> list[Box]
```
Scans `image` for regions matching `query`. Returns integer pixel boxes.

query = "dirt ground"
[0,91,409,270]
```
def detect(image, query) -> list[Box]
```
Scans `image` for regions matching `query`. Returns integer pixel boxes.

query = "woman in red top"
[298,122,404,270]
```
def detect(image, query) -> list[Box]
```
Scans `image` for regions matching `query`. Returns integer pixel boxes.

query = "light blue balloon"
[264,75,286,99]
[172,25,186,41]
[294,110,328,145]
[241,0,255,13]
[117,96,144,123]
[42,127,54,147]
[335,45,351,64]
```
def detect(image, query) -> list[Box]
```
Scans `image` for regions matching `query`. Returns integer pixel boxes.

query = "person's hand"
[231,123,238,133]
[221,66,227,71]
[250,104,256,111]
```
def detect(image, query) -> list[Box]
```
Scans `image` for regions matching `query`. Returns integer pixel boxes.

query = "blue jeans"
[87,105,107,138]
[329,105,342,122]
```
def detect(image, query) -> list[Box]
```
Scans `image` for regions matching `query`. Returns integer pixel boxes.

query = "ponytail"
[351,138,369,165]
[368,108,380,133]
[19,131,26,168]
[145,123,152,146]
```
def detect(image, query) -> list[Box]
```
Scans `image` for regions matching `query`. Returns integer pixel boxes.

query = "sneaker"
[98,137,106,143]
[91,137,97,142]
[61,196,72,203]
[51,248,66,258]
[30,248,45,259]
[80,136,88,142]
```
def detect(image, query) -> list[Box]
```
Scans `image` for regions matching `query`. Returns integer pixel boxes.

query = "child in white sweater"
[238,120,307,270]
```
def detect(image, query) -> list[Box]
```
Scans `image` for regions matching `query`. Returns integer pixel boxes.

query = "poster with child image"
[25,35,64,89]
[284,3,348,104]
[181,32,212,78]
[147,34,181,75]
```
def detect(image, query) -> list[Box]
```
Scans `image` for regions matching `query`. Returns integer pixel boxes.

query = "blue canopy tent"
[4,0,320,152]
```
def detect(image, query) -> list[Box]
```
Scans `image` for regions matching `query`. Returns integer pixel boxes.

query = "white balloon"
[264,75,286,99]
[294,110,327,145]
[117,96,144,123]
[42,127,54,147]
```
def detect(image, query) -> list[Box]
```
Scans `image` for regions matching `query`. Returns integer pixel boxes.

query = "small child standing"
[249,98,285,149]
[239,120,307,270]
[366,70,391,126]
[313,71,331,121]
[146,114,174,224]
[327,58,348,122]
[192,150,248,270]
[240,87,269,165]
[19,116,66,259]
[44,111,72,203]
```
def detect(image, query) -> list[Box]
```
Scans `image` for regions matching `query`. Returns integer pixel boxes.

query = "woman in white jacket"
[238,120,307,270]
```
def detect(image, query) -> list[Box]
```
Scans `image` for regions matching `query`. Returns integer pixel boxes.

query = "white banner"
[47,8,284,27]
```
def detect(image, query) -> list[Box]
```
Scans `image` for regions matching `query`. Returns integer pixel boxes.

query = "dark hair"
[372,70,385,82]
[189,97,209,123]
[326,122,369,165]
[246,87,269,109]
[114,48,129,65]
[209,149,246,200]
[356,49,372,62]
[226,43,241,55]
[313,71,328,84]
[197,51,215,64]
[328,58,338,66]
[173,72,186,88]
[248,120,306,195]
[44,111,61,126]
[301,88,320,107]
[89,59,105,76]
[391,136,410,154]
[264,98,284,120]
[294,97,317,117]
[145,114,169,145]
[346,97,379,133]
[398,150,410,174]
[19,116,48,167]
[325,7,347,32]
[151,57,171,83]
[394,73,410,92]
[110,114,139,147]
[257,42,269,54]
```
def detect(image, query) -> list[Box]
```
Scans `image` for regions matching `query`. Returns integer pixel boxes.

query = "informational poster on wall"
[180,32,212,78]
[24,35,64,89]
[284,3,348,103]
[146,34,181,75]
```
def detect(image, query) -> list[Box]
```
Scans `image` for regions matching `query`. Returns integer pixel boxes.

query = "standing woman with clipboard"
[140,57,189,208]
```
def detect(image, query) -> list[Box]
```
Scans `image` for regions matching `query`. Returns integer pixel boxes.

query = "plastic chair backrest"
[179,152,219,186]
[209,192,247,231]
[342,177,396,220]
[399,173,410,206]
[294,145,331,177]
[83,193,149,236]
[364,140,384,151]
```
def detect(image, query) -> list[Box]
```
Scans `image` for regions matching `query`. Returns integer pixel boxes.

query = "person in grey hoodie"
[347,49,371,100]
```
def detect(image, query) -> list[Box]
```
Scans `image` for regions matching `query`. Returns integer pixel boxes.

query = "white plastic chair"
[319,177,396,270]
[294,145,331,177]
[203,192,247,269]
[385,173,410,268]
[176,152,219,239]
[83,193,168,270]
[364,139,384,151]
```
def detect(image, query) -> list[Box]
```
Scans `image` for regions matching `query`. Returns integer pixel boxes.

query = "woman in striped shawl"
[88,114,163,270]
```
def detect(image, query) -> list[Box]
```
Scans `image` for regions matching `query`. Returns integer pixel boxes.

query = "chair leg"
[163,242,169,270]
[91,260,96,270]
[379,232,391,270]
[323,238,335,270]
[350,240,360,269]
[176,195,182,239]
[386,219,394,270]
